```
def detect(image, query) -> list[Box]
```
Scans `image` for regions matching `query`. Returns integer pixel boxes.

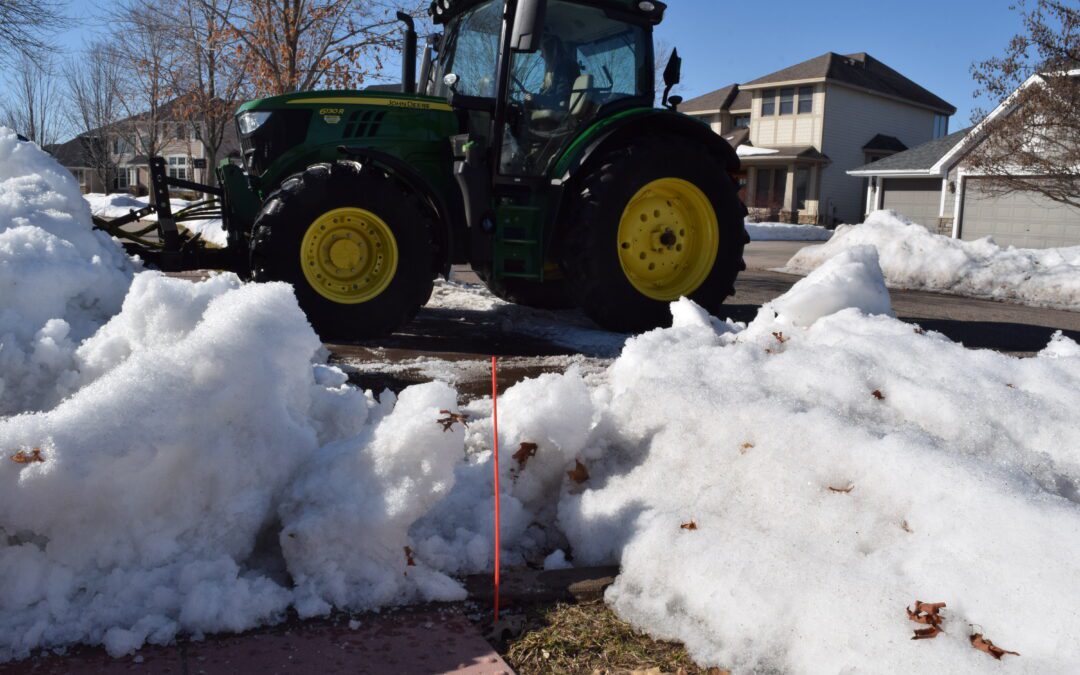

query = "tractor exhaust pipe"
[397,12,417,94]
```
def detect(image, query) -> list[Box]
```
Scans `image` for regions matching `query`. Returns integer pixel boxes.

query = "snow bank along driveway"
[786,210,1080,311]
[4,128,1080,673]
[745,220,833,241]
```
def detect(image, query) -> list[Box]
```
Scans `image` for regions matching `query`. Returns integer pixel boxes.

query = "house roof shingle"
[680,84,738,113]
[742,52,955,114]
[45,137,97,168]
[848,127,973,174]
[862,134,908,153]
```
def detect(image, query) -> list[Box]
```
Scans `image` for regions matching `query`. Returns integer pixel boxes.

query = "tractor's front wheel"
[561,136,748,332]
[250,161,434,340]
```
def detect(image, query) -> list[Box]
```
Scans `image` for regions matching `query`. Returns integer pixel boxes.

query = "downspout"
[951,172,966,239]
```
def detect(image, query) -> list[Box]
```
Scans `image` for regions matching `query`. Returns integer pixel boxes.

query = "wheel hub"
[300,207,398,304]
[616,178,720,301]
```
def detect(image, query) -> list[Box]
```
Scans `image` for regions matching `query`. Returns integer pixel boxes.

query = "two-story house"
[683,52,956,225]
[49,98,240,196]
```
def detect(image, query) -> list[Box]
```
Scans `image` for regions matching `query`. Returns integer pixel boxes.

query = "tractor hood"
[236,90,452,114]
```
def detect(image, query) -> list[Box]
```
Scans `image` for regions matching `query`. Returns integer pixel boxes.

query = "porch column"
[746,167,758,207]
[783,165,796,213]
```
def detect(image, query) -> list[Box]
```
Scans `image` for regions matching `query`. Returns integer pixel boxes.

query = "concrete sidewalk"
[1,610,513,675]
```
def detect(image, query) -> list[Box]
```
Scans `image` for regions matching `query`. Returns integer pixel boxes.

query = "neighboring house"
[49,98,240,195]
[682,52,955,225]
[45,136,109,193]
[850,71,1080,249]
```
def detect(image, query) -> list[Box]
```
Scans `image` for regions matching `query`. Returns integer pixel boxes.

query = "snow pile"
[417,250,1080,672]
[85,193,227,247]
[0,275,467,661]
[0,129,135,414]
[785,210,1080,310]
[745,221,833,241]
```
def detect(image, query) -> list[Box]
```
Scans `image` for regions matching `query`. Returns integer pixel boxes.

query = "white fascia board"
[931,73,1047,173]
[846,169,938,177]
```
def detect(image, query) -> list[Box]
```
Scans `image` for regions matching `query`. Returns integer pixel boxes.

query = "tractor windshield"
[501,2,652,176]
[436,1,501,99]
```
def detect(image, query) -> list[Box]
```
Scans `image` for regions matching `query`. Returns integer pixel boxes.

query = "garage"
[961,178,1080,248]
[881,178,942,229]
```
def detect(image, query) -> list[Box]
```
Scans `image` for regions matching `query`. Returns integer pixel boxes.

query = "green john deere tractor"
[100,0,748,338]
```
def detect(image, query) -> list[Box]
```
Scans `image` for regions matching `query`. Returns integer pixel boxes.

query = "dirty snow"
[84,192,227,247]
[746,220,833,241]
[786,210,1080,310]
[4,129,1080,672]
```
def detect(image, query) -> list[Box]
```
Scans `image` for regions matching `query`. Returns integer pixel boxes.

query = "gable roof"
[45,136,100,168]
[681,84,738,113]
[863,134,907,153]
[742,52,955,114]
[848,127,972,175]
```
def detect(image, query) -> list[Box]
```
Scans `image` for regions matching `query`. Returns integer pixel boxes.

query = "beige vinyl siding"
[819,84,938,223]
[751,85,825,147]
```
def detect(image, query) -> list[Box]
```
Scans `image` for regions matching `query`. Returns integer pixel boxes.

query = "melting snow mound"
[785,210,1080,310]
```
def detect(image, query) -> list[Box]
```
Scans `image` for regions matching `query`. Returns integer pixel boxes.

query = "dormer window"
[761,89,775,116]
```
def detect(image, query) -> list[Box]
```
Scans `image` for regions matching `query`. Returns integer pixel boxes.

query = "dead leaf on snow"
[828,483,855,494]
[740,442,754,454]
[970,633,1019,660]
[436,410,469,432]
[567,460,590,484]
[513,442,538,468]
[914,327,926,335]
[907,600,946,639]
[911,625,943,640]
[10,448,44,464]
[872,389,886,401]
[1006,383,1017,389]
[404,546,416,567]
[680,520,698,531]
[772,331,789,344]
[901,519,913,533]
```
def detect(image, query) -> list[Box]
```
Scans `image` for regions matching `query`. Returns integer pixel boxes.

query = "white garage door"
[881,178,942,230]
[962,179,1080,248]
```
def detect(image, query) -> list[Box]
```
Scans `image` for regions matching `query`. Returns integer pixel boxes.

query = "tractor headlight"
[238,111,272,135]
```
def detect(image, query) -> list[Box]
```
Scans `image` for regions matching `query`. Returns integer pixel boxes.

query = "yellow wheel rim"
[617,178,720,301]
[300,207,398,304]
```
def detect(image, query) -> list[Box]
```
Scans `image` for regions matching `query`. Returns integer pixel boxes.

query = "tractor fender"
[556,109,741,185]
[337,145,461,277]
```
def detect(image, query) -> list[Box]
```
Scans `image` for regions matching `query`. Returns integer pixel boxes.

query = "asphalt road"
[329,241,1080,375]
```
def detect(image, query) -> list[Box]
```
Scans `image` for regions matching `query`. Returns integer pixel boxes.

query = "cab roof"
[429,0,666,25]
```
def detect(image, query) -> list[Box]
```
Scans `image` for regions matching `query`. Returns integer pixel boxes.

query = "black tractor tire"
[476,270,574,310]
[560,135,749,333]
[249,161,435,340]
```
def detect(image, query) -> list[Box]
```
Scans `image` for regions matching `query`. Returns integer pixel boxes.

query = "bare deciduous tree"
[1,54,61,146]
[968,0,1080,208]
[0,0,64,64]
[165,0,251,186]
[64,43,125,193]
[202,0,423,95]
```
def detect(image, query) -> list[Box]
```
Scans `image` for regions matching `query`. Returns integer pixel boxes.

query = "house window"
[733,115,750,128]
[798,86,813,114]
[117,167,129,189]
[753,168,788,209]
[761,89,775,116]
[779,88,794,115]
[72,168,86,187]
[755,169,772,205]
[933,114,949,139]
[167,155,188,180]
[772,168,787,207]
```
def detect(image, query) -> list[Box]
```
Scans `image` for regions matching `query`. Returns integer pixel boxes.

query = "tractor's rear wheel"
[250,161,434,340]
[560,135,748,332]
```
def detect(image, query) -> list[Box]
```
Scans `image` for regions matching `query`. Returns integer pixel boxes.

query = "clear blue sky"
[21,0,1024,129]
[655,0,1025,126]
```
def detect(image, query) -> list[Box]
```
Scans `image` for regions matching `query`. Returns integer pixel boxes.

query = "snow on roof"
[737,145,780,157]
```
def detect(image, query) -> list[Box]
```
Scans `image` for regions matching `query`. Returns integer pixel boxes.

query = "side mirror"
[510,0,547,52]
[662,48,682,110]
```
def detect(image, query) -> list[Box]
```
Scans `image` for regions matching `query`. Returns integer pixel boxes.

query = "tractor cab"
[430,0,661,178]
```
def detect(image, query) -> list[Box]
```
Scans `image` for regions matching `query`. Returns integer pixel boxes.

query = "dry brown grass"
[503,601,727,675]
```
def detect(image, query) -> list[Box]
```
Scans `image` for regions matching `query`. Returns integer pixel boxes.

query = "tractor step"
[494,204,544,280]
